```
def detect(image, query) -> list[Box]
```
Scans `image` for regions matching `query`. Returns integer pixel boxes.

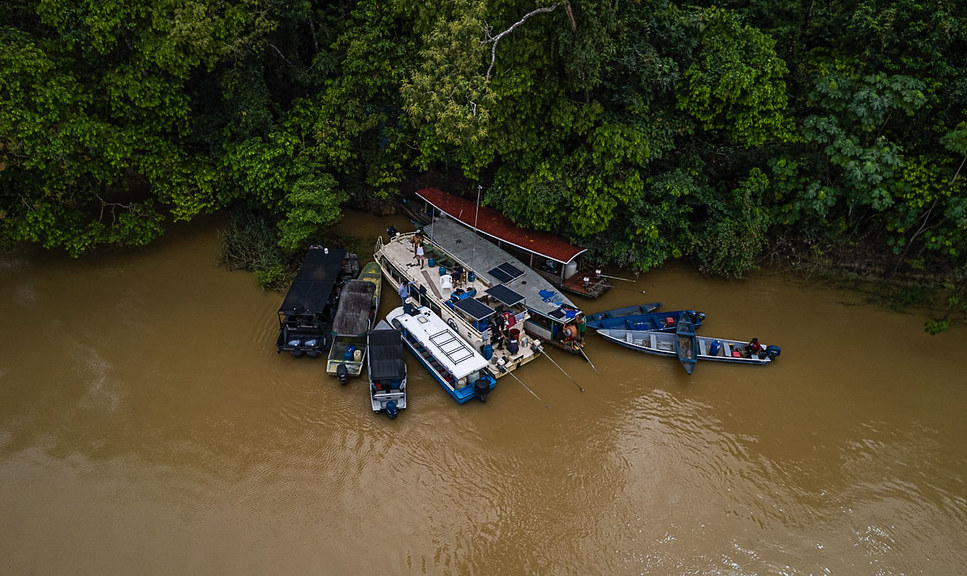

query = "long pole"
[496,362,549,408]
[471,184,481,272]
[535,341,583,392]
[598,273,636,282]
[579,348,599,374]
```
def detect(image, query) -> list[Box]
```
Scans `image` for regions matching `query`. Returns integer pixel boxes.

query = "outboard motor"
[474,378,491,403]
[386,225,398,239]
[336,363,349,385]
[765,345,781,360]
[385,400,399,419]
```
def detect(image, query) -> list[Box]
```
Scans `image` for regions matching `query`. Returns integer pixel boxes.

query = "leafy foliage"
[1,0,966,313]
[693,168,771,277]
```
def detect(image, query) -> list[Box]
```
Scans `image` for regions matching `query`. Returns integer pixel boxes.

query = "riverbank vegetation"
[2,0,966,328]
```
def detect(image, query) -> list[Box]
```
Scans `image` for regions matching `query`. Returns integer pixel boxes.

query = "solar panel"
[453,298,496,321]
[487,262,524,283]
[485,285,525,307]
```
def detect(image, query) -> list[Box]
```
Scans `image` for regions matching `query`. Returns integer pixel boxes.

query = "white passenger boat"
[387,306,496,404]
[374,228,541,379]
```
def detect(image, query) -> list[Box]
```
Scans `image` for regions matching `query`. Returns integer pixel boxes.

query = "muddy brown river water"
[1,211,966,575]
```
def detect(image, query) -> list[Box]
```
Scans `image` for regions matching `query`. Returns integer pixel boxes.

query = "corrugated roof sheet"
[416,188,587,264]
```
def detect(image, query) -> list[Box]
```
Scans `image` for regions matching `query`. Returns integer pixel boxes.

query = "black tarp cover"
[331,280,377,335]
[278,248,347,315]
[369,324,406,381]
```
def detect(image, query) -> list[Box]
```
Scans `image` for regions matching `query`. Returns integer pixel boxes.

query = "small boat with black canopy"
[275,247,359,358]
[367,318,407,417]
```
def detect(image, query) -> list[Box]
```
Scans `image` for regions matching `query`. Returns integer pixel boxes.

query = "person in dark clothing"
[746,337,762,357]
[491,312,507,349]
[399,281,413,314]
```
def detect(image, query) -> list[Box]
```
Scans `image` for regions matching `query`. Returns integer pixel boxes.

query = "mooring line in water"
[534,342,584,392]
[579,348,599,374]
[497,362,548,408]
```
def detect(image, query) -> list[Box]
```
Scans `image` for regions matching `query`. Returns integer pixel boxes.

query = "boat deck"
[375,231,541,378]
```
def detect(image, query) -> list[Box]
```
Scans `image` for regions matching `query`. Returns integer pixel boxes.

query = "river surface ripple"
[1,213,965,575]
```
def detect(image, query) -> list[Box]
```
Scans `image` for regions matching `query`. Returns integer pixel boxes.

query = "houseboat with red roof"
[409,188,611,299]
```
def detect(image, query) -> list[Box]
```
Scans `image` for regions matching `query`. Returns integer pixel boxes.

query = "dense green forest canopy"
[2,0,966,285]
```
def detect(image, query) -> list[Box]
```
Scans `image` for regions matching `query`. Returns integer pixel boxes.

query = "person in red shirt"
[746,337,762,357]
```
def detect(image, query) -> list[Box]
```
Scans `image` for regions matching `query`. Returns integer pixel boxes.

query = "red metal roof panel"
[416,188,587,264]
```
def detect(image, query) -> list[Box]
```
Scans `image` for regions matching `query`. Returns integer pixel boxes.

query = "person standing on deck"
[399,281,413,314]
[415,242,426,269]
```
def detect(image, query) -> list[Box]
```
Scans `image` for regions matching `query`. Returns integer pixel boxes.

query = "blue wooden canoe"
[585,308,706,332]
[675,314,698,374]
[585,302,662,327]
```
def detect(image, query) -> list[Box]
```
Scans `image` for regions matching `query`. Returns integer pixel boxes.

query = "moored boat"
[586,307,705,332]
[557,269,611,299]
[367,318,407,418]
[326,264,381,382]
[585,302,663,326]
[675,314,698,374]
[276,247,359,358]
[595,328,781,367]
[414,187,611,299]
[387,305,496,404]
[421,216,588,355]
[374,227,541,378]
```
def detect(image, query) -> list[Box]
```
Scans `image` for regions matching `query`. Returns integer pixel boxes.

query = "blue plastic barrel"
[439,266,446,276]
[467,271,476,282]
[481,344,493,360]
[709,340,721,356]
[427,258,435,268]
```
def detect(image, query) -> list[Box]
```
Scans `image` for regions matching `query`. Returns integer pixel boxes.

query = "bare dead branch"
[95,193,136,226]
[484,4,558,80]
[564,1,576,32]
[267,43,293,66]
